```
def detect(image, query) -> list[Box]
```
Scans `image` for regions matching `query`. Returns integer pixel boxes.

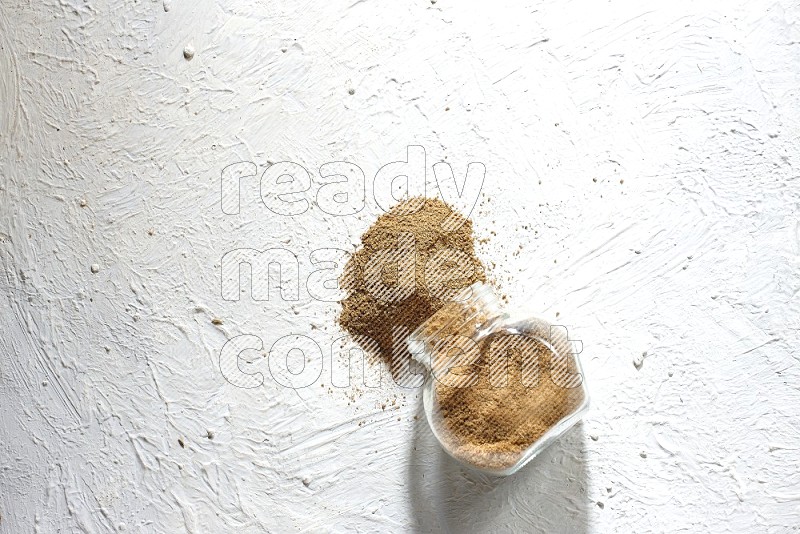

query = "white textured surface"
[1,0,800,532]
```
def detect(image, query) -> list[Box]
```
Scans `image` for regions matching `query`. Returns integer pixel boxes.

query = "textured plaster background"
[1,0,800,532]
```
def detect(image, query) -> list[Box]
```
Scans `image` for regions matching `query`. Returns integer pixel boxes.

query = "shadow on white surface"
[407,401,590,534]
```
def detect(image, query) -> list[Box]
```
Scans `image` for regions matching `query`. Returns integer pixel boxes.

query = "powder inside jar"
[418,294,587,472]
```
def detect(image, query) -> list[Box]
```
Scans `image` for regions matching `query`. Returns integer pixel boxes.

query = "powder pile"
[338,197,486,380]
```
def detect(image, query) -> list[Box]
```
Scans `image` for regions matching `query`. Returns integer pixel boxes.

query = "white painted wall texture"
[1,0,800,532]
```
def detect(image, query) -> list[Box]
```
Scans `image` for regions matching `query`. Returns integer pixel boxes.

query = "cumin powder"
[339,197,586,472]
[430,312,585,471]
[338,197,486,378]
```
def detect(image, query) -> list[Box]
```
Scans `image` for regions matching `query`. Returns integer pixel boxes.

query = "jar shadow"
[407,399,590,533]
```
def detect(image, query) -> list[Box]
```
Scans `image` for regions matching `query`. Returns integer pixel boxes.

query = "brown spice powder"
[416,294,586,472]
[339,197,585,472]
[430,320,586,471]
[338,197,486,377]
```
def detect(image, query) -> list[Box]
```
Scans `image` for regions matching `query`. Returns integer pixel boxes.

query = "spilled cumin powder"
[338,197,486,379]
[339,197,585,472]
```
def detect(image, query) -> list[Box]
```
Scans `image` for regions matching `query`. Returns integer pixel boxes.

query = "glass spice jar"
[407,282,590,476]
